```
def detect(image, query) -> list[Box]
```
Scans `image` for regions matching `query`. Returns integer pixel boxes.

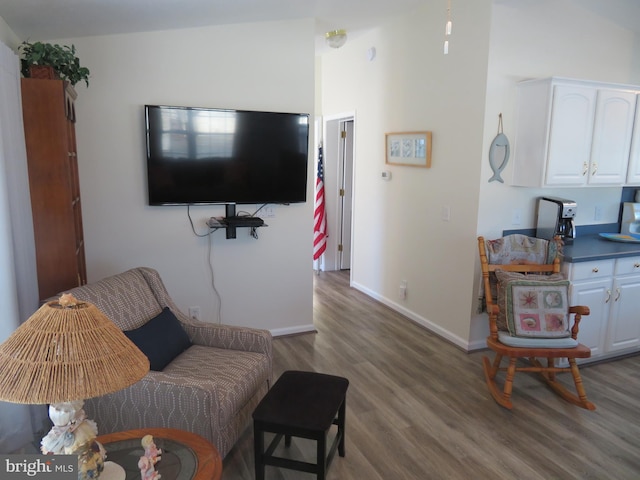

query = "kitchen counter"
[563,233,640,262]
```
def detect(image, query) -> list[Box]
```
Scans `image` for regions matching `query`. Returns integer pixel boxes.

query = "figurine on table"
[141,434,162,464]
[138,434,162,479]
[138,456,161,480]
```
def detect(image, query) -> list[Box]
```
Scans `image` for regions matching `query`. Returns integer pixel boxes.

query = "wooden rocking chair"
[478,235,595,410]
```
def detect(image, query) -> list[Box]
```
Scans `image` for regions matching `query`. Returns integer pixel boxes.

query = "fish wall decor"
[488,113,510,183]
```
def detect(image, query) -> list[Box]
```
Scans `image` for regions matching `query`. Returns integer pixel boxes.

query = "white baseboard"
[270,324,316,337]
[467,338,488,351]
[351,280,474,352]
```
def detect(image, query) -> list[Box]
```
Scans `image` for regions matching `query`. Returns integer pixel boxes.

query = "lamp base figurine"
[40,400,108,480]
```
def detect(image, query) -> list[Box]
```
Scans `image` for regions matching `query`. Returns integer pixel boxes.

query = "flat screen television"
[145,105,310,205]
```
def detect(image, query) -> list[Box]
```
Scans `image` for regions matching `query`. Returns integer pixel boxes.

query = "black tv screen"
[145,105,310,205]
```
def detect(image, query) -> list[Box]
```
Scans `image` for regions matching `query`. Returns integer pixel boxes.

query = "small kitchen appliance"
[536,196,577,244]
[620,202,640,235]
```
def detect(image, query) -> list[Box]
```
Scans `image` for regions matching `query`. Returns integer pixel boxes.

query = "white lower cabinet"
[563,257,640,363]
[607,258,640,352]
[570,276,610,358]
[563,260,613,362]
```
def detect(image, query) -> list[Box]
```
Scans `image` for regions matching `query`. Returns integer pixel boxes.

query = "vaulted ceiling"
[0,0,426,51]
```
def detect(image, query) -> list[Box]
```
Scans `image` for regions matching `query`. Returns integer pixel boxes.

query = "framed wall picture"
[385,131,432,168]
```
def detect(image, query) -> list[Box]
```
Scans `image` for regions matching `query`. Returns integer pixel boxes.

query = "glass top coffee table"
[97,428,222,480]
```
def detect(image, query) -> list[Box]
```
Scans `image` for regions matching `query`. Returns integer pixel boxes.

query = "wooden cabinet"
[563,257,640,363]
[21,78,86,302]
[511,77,638,187]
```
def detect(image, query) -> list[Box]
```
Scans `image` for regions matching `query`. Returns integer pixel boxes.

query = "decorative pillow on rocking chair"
[495,269,571,338]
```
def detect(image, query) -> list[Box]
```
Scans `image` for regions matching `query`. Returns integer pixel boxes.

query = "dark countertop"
[563,233,640,262]
[504,214,640,263]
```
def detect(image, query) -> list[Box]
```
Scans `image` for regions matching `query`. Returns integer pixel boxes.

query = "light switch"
[442,206,451,222]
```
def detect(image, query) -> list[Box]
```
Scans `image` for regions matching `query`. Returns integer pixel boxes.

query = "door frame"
[318,111,356,273]
[338,119,354,270]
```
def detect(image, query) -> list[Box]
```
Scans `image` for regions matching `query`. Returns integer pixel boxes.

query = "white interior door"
[319,113,355,272]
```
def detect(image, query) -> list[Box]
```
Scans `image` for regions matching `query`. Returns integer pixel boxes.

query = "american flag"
[313,145,327,261]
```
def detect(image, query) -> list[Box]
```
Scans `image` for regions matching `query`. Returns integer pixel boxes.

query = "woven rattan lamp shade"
[0,299,149,405]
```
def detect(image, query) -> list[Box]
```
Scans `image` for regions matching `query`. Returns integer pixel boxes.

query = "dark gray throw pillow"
[124,307,192,371]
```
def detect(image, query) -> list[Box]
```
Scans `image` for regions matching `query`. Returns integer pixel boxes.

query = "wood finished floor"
[222,270,640,480]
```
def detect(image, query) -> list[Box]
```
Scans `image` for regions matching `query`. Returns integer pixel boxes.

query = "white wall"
[0,17,19,50]
[53,19,317,334]
[320,1,493,348]
[0,39,44,454]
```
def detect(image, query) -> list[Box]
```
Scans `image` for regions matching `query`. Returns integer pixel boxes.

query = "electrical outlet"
[399,280,407,299]
[512,209,522,225]
[594,205,602,221]
[261,205,275,218]
[188,306,201,321]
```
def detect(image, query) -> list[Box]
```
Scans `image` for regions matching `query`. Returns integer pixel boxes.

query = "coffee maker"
[535,196,577,244]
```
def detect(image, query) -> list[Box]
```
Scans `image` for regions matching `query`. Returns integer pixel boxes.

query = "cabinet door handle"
[583,162,588,176]
[605,289,611,303]
[592,267,599,273]
[614,287,621,302]
[634,263,640,269]
[591,163,598,175]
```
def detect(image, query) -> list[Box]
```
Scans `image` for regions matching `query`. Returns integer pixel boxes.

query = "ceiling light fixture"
[444,0,453,54]
[326,29,347,48]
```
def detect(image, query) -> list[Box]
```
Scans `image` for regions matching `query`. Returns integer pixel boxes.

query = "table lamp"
[0,293,150,480]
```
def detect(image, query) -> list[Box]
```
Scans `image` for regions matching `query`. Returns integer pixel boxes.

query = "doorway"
[320,113,355,272]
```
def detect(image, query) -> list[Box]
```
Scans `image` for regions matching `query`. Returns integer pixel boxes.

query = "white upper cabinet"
[544,84,596,186]
[589,89,636,185]
[511,77,638,187]
[626,95,640,184]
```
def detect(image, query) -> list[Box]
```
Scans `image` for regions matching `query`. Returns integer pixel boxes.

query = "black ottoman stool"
[252,370,349,480]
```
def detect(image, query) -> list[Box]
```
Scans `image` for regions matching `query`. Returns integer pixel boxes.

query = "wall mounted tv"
[145,105,310,205]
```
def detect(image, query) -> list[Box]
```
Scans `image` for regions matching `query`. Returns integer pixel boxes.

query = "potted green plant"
[19,41,90,87]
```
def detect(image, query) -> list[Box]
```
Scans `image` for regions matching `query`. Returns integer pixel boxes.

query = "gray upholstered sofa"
[60,267,273,458]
